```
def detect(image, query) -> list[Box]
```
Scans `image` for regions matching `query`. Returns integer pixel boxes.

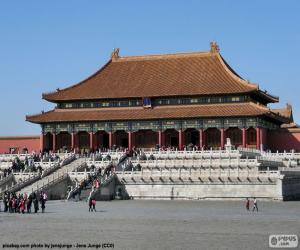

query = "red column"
[158,131,162,147]
[40,134,44,152]
[89,132,93,151]
[220,128,225,149]
[109,132,113,149]
[256,127,260,150]
[178,129,183,150]
[52,133,56,152]
[128,131,132,150]
[71,132,75,150]
[242,128,246,148]
[260,128,265,150]
[199,128,203,149]
[161,131,166,148]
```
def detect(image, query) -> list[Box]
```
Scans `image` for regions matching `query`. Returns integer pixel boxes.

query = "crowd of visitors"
[1,191,47,214]
[0,153,61,179]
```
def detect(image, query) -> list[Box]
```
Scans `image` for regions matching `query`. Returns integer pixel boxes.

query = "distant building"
[25,42,300,152]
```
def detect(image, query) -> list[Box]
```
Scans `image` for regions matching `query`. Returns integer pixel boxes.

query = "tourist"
[245,198,250,211]
[91,198,96,212]
[95,179,100,189]
[27,194,32,213]
[33,193,39,213]
[252,197,258,212]
[20,198,25,214]
[88,198,93,212]
[40,191,47,213]
[3,192,8,212]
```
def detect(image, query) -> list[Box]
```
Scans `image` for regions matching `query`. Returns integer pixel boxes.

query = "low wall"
[281,172,300,200]
[119,181,282,200]
[268,128,300,152]
[0,136,40,154]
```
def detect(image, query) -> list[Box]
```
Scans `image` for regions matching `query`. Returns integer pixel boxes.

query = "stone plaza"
[1,200,300,250]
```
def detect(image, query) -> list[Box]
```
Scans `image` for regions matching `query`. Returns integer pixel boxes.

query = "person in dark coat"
[40,192,46,213]
[33,193,39,213]
[88,198,93,212]
[27,194,32,213]
[3,192,8,212]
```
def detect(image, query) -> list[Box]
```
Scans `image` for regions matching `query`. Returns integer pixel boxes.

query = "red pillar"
[158,130,162,147]
[52,133,56,152]
[128,131,132,150]
[89,132,93,151]
[199,128,203,149]
[260,128,265,150]
[220,128,225,149]
[242,128,246,148]
[71,132,75,150]
[109,132,113,149]
[161,131,166,148]
[179,129,183,150]
[40,134,44,152]
[256,127,260,150]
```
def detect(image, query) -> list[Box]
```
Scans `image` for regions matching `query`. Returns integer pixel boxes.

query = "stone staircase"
[18,158,86,195]
[68,173,116,201]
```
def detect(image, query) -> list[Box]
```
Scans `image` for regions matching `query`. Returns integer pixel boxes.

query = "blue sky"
[0,0,299,135]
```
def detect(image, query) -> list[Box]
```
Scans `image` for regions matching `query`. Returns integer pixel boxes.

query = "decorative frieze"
[111,122,129,132]
[131,120,160,132]
[224,118,244,129]
[43,124,56,133]
[56,123,73,133]
[203,119,222,129]
[246,118,257,128]
[41,116,279,134]
[182,119,201,129]
[74,123,92,132]
[161,120,182,130]
[93,122,111,132]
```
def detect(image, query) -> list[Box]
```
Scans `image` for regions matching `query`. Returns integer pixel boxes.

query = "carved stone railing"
[2,173,41,194]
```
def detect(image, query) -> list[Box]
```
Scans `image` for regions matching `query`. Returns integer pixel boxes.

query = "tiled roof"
[43,49,259,102]
[281,122,298,129]
[27,102,274,124]
[272,104,293,120]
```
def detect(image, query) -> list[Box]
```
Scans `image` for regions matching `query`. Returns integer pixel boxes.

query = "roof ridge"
[113,50,212,62]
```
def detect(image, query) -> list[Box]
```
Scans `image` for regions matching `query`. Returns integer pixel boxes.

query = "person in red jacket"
[20,198,25,214]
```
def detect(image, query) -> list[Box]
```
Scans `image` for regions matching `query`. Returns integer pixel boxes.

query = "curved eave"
[255,89,279,103]
[42,59,113,102]
[217,54,258,90]
[266,111,291,124]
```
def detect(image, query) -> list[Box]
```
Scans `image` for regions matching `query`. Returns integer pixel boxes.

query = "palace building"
[26,42,298,152]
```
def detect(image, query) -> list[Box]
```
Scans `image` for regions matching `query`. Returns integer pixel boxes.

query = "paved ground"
[0,200,300,250]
